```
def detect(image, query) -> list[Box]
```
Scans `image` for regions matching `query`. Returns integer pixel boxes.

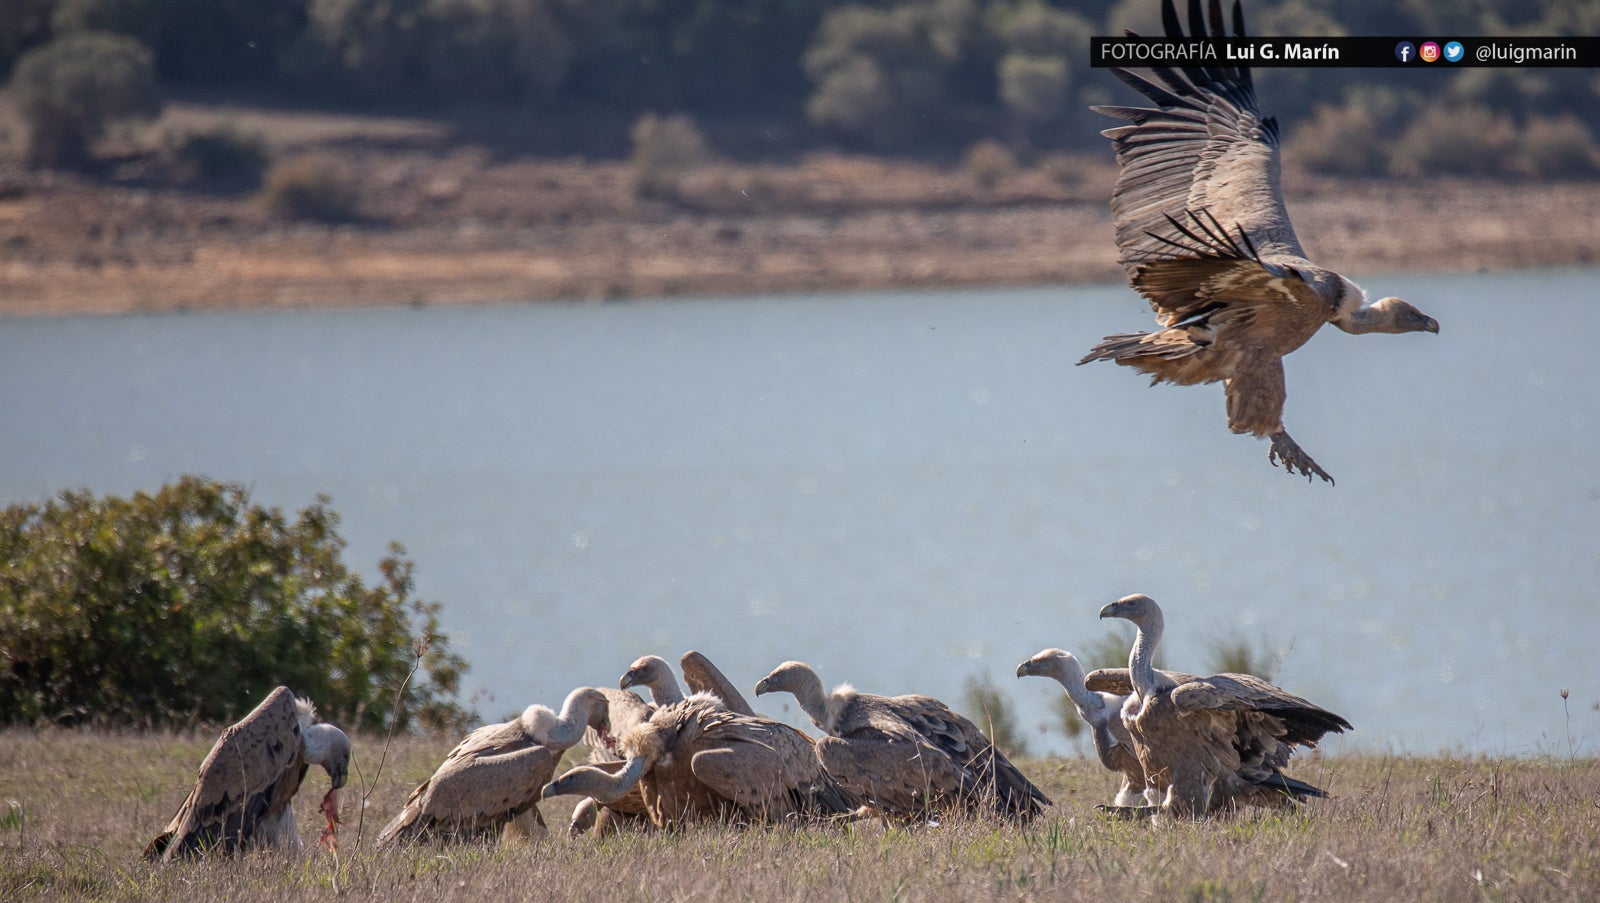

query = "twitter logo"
[1444,41,1464,62]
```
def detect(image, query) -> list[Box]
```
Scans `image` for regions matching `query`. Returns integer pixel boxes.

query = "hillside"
[2,100,1597,317]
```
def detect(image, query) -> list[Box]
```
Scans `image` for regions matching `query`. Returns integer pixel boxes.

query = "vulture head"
[297,697,352,789]
[620,655,683,705]
[1016,648,1085,684]
[1099,593,1163,630]
[1369,296,1439,334]
[752,660,820,698]
[1334,283,1440,336]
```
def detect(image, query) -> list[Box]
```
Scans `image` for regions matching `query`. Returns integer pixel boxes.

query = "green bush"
[961,671,1027,759]
[257,153,359,221]
[629,112,709,200]
[1518,114,1599,178]
[9,31,161,168]
[803,1,980,148]
[1203,629,1282,680]
[1389,106,1520,177]
[997,53,1071,128]
[1284,102,1386,177]
[169,127,269,187]
[0,477,470,731]
[963,138,1017,189]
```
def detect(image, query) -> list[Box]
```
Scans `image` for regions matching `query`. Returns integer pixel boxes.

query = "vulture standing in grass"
[754,661,1051,824]
[1098,593,1351,817]
[567,651,758,837]
[375,687,610,845]
[542,692,854,829]
[146,686,351,861]
[1017,648,1154,808]
[1079,0,1438,483]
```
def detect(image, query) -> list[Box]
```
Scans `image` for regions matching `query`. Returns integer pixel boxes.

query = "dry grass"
[2,730,1596,901]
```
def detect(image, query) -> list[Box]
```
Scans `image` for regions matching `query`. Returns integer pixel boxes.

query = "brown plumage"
[1079,0,1438,484]
[755,661,1051,824]
[1098,594,1350,817]
[376,687,610,846]
[543,692,854,829]
[567,651,757,837]
[146,687,351,861]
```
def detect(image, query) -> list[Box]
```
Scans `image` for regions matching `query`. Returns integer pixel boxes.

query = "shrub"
[258,153,359,221]
[997,53,1071,127]
[629,112,709,200]
[0,477,470,731]
[9,31,161,168]
[802,1,979,148]
[1040,151,1091,186]
[962,671,1027,758]
[169,127,269,187]
[963,138,1017,189]
[1203,629,1282,681]
[1389,106,1519,177]
[1284,102,1386,177]
[1519,114,1599,178]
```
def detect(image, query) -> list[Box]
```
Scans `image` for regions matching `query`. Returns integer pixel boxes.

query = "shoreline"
[3,148,1598,318]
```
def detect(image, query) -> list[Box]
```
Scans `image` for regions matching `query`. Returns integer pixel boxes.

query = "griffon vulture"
[375,687,610,845]
[754,661,1051,824]
[566,651,757,837]
[1098,593,1350,817]
[1079,0,1438,483]
[542,692,853,829]
[145,686,351,861]
[1017,648,1152,808]
[619,651,757,714]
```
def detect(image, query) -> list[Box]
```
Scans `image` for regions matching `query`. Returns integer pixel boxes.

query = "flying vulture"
[1080,0,1438,483]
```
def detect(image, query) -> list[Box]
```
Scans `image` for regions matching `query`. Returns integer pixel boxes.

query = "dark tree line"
[4,1,1598,171]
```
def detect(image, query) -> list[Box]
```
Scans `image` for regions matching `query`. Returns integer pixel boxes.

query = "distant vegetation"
[0,477,470,731]
[2,1,1597,176]
[962,671,1028,758]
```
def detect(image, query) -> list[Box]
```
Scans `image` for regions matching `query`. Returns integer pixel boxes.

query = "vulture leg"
[1267,430,1333,484]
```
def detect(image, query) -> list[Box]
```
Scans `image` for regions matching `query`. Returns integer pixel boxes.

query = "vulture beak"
[1098,602,1119,620]
[753,678,772,697]
[1014,661,1032,679]
[1423,317,1440,334]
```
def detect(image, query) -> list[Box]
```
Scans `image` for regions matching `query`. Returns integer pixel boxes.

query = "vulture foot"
[1095,804,1159,820]
[1267,432,1334,485]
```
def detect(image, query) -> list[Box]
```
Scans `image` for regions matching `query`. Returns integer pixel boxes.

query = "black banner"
[1090,37,1599,68]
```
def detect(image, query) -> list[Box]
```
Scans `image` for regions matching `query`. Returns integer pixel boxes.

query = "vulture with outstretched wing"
[1097,593,1350,817]
[1080,0,1438,483]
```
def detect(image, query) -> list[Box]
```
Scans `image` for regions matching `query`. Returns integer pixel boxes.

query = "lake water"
[3,270,1596,758]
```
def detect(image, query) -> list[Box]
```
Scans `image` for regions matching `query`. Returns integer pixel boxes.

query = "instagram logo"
[1395,41,1415,62]
[1420,41,1441,62]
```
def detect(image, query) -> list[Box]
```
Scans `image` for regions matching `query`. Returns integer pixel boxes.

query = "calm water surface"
[3,270,1597,757]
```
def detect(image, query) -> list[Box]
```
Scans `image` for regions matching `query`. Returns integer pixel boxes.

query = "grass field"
[2,729,1595,901]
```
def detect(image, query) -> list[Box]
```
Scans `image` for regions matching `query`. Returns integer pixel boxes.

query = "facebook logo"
[1395,41,1415,62]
